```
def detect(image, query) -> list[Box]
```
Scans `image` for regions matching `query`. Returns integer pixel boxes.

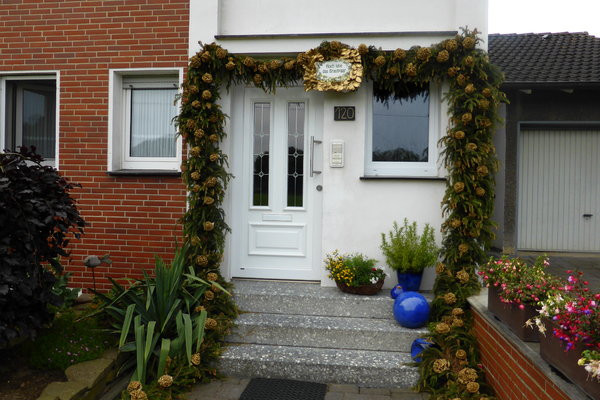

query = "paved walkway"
[517,252,600,289]
[186,377,429,400]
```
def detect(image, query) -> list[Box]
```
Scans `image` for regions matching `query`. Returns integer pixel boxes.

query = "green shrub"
[96,244,229,387]
[25,310,111,371]
[380,219,439,273]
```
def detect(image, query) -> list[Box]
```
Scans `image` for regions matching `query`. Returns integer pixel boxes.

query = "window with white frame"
[1,75,57,164]
[365,84,440,177]
[109,70,181,171]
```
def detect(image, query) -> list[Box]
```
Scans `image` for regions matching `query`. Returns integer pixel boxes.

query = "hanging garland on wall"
[175,28,506,399]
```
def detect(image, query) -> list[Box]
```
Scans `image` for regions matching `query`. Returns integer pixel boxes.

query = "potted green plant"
[380,219,438,292]
[324,251,386,295]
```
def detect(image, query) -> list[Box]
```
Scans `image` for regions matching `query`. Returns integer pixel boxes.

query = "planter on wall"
[487,286,539,342]
[539,320,599,400]
[335,278,384,296]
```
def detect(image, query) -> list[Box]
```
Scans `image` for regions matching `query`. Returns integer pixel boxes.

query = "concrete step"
[232,279,395,319]
[219,343,419,388]
[228,312,428,352]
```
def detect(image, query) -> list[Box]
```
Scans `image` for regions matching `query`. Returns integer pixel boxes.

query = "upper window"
[365,85,439,177]
[2,77,57,165]
[109,70,182,171]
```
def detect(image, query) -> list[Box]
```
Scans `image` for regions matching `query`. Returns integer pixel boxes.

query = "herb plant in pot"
[380,219,438,292]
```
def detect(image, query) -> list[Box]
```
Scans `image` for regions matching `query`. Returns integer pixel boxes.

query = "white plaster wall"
[319,87,446,290]
[189,0,488,55]
[190,0,489,290]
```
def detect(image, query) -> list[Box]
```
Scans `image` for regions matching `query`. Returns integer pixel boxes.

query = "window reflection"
[372,91,429,162]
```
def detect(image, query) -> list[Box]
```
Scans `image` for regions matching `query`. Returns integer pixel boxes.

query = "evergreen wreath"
[176,28,506,399]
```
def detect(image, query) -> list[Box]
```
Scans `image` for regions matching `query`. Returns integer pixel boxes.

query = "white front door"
[230,87,323,280]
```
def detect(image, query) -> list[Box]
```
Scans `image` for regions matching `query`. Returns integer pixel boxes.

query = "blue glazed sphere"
[393,291,430,329]
[390,285,404,299]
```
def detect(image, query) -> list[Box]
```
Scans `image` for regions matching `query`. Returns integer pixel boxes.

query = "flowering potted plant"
[324,251,385,295]
[579,350,600,383]
[479,256,561,341]
[380,219,438,291]
[527,271,599,399]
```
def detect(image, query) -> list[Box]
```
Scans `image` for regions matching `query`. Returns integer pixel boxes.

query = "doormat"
[239,378,327,400]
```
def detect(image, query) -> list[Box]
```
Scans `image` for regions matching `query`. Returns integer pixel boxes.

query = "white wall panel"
[518,128,600,252]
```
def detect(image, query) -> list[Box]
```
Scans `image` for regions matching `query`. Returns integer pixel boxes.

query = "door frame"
[228,85,324,280]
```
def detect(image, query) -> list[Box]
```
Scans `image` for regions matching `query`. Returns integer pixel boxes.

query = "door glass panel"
[287,102,304,207]
[252,102,270,206]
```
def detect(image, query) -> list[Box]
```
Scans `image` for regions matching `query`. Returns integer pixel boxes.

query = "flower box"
[335,278,384,296]
[539,320,600,400]
[487,286,539,342]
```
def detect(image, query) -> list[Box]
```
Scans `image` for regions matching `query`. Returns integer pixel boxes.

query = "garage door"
[518,127,600,252]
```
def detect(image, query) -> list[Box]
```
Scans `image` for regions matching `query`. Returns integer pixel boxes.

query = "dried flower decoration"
[158,375,173,388]
[457,367,478,384]
[444,39,458,51]
[432,358,450,373]
[405,63,417,77]
[195,255,208,266]
[243,57,256,68]
[216,47,228,59]
[209,153,220,162]
[435,322,451,334]
[207,272,218,281]
[463,36,476,49]
[205,318,217,329]
[455,349,467,359]
[456,270,470,283]
[466,381,480,393]
[416,47,431,62]
[203,221,215,231]
[436,50,449,63]
[444,292,457,304]
[453,130,465,140]
[127,381,142,393]
[191,353,201,365]
[202,73,213,84]
[393,48,406,60]
[205,290,215,300]
[203,196,214,205]
[453,182,465,193]
[357,44,369,55]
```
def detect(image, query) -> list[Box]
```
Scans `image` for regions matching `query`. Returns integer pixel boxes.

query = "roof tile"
[488,32,600,84]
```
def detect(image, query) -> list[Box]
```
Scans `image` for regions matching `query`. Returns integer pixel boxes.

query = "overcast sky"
[488,0,600,37]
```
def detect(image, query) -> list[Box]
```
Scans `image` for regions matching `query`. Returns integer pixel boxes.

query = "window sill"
[107,169,181,177]
[360,175,446,181]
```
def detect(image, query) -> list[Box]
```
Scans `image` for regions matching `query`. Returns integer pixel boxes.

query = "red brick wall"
[0,0,190,290]
[472,310,572,400]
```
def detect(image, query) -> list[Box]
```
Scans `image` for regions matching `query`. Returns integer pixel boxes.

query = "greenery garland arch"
[176,28,506,399]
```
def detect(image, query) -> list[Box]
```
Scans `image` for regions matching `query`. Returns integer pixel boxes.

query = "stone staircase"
[219,279,428,388]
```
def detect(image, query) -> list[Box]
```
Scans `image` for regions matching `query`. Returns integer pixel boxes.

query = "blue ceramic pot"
[411,338,434,362]
[393,291,430,329]
[396,271,423,292]
[390,284,404,299]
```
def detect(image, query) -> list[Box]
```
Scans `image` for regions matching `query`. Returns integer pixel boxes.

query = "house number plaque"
[334,106,355,121]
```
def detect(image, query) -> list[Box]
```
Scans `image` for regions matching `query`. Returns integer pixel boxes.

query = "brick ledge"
[468,289,590,400]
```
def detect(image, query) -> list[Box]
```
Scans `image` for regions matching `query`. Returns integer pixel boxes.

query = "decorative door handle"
[310,136,322,177]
